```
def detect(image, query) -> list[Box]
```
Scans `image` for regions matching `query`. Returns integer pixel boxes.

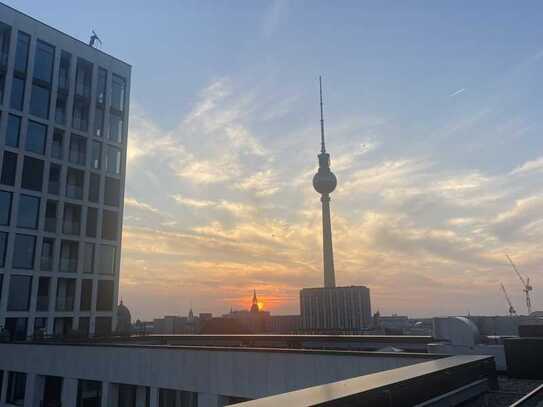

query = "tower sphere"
[313,169,337,194]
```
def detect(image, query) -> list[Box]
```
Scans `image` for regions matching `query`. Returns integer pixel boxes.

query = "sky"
[8,0,543,320]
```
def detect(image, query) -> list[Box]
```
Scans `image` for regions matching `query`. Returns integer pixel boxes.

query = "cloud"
[121,77,543,320]
[171,195,215,208]
[511,156,543,176]
[125,197,161,214]
[449,88,466,97]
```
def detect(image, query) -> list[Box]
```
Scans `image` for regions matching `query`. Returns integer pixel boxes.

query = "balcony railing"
[232,355,496,407]
[510,384,543,406]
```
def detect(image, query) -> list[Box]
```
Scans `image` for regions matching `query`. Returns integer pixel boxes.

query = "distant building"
[202,291,302,334]
[116,300,131,336]
[151,308,211,334]
[300,286,371,332]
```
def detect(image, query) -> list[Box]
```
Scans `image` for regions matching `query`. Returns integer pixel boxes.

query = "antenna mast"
[319,76,326,153]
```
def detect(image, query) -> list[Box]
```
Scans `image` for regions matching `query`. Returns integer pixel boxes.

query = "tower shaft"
[321,193,336,288]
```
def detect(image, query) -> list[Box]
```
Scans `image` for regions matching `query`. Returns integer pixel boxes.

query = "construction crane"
[500,283,517,317]
[505,254,533,315]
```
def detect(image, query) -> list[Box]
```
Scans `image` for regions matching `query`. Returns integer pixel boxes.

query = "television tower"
[312,76,337,288]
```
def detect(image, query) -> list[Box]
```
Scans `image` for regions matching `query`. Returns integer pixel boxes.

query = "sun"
[257,301,264,311]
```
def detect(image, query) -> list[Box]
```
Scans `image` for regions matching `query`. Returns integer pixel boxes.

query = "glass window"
[86,207,97,238]
[97,68,107,105]
[58,51,71,91]
[60,240,78,273]
[52,129,64,159]
[48,163,61,195]
[91,141,101,169]
[6,372,27,406]
[34,317,48,336]
[0,25,9,64]
[56,278,75,311]
[21,156,44,191]
[75,58,92,98]
[1,151,17,186]
[159,389,198,407]
[0,190,12,225]
[12,234,35,269]
[7,274,32,310]
[0,231,7,268]
[95,317,112,336]
[6,114,21,147]
[25,121,47,155]
[78,317,90,336]
[44,200,58,232]
[105,145,121,174]
[5,318,27,341]
[37,276,50,311]
[109,114,123,143]
[72,101,89,132]
[14,32,30,73]
[69,134,87,165]
[17,194,40,229]
[98,245,116,275]
[94,107,104,138]
[83,243,94,274]
[54,317,72,337]
[66,168,84,200]
[40,237,54,271]
[33,40,55,83]
[77,380,102,407]
[55,94,67,125]
[88,173,100,203]
[29,84,50,119]
[101,210,118,241]
[104,177,120,207]
[96,280,114,311]
[9,76,25,111]
[63,203,81,235]
[111,74,126,111]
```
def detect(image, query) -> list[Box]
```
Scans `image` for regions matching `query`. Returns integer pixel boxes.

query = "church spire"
[250,289,260,313]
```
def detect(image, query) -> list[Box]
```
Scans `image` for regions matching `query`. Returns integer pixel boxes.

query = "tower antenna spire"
[320,76,326,153]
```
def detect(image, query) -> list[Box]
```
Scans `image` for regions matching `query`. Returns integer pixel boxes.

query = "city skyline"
[6,1,543,320]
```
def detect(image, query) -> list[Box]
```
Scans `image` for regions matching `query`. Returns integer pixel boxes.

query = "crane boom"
[505,254,533,315]
[506,254,527,287]
[500,283,517,316]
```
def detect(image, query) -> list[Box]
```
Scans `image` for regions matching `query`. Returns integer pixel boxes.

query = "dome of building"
[313,167,337,195]
[116,299,132,336]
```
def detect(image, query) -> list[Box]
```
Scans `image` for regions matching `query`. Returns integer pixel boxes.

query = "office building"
[0,3,130,339]
[300,286,371,332]
[300,78,371,332]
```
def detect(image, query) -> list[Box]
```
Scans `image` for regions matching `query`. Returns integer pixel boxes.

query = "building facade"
[0,3,131,339]
[300,286,372,332]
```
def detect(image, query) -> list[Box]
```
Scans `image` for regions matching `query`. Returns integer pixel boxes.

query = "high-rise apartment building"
[0,3,130,339]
